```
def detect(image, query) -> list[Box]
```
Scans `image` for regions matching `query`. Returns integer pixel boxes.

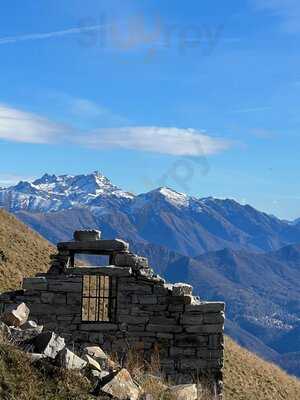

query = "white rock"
[168,384,197,400]
[84,345,108,360]
[100,369,140,400]
[1,303,29,327]
[98,370,110,379]
[21,320,40,330]
[84,354,102,371]
[91,370,102,378]
[30,332,65,359]
[58,348,87,370]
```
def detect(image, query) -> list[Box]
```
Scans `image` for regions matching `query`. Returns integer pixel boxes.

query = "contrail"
[0,25,104,45]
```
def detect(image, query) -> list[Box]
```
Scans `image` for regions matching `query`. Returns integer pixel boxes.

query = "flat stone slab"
[57,239,129,254]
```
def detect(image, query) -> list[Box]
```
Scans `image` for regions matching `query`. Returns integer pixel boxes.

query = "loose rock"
[74,230,101,242]
[57,348,87,370]
[172,283,193,297]
[168,384,197,400]
[28,331,65,359]
[100,369,140,400]
[10,325,43,343]
[84,354,102,371]
[1,303,29,327]
[84,345,108,360]
[21,320,40,330]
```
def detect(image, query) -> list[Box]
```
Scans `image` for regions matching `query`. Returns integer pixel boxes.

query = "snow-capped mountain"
[0,171,134,213]
[1,171,300,256]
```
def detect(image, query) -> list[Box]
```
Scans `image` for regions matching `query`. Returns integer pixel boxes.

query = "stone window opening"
[81,275,117,323]
[72,252,111,268]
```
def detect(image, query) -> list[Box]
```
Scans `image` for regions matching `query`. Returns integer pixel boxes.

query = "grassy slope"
[224,338,300,399]
[0,208,300,399]
[0,209,55,291]
[0,340,93,400]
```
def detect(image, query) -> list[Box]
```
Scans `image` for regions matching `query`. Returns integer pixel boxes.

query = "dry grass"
[1,333,300,400]
[224,337,300,399]
[0,339,93,400]
[115,346,214,400]
[128,350,170,399]
[0,209,55,292]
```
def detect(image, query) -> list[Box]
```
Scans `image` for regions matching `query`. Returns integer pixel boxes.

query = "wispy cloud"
[0,104,71,143]
[79,126,231,156]
[67,97,130,125]
[70,98,108,118]
[0,104,232,156]
[0,25,103,46]
[47,92,130,126]
[253,0,300,33]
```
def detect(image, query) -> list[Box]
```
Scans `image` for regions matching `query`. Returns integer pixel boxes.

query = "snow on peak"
[33,173,59,186]
[0,171,135,212]
[157,187,189,207]
[14,181,37,194]
[133,186,190,209]
[30,171,125,197]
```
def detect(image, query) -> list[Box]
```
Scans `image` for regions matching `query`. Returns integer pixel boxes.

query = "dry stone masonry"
[0,229,225,398]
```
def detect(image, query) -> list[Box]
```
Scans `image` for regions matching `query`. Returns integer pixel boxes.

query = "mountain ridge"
[2,171,300,256]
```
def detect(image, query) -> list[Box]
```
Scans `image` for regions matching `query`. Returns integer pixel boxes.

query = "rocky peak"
[32,173,58,186]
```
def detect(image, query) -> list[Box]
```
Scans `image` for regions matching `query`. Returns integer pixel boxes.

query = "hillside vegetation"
[1,334,300,400]
[224,338,300,399]
[0,208,300,399]
[0,209,54,291]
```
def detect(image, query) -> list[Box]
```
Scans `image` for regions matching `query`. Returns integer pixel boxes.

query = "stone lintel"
[57,239,129,253]
[65,266,132,277]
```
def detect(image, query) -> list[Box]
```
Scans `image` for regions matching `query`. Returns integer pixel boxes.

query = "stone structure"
[0,230,225,398]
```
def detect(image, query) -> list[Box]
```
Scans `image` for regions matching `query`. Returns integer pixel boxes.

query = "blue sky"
[0,0,299,219]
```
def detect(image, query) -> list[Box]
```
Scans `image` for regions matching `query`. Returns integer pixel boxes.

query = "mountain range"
[1,171,300,376]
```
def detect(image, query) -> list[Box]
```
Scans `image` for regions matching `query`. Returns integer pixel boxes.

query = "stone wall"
[0,233,225,398]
